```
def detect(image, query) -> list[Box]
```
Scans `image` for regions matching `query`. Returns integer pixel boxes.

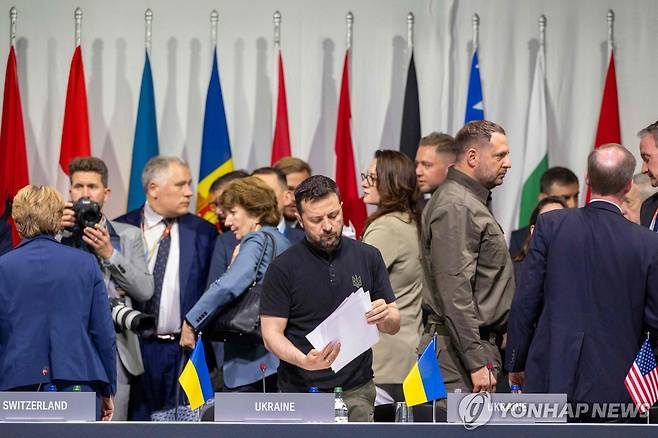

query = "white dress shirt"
[143,202,181,334]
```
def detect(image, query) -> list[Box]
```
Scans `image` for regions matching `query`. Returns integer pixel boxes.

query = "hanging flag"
[59,45,90,175]
[403,338,447,406]
[518,45,548,227]
[271,49,291,165]
[585,51,621,202]
[0,46,28,246]
[178,336,213,410]
[196,49,233,223]
[464,50,484,123]
[625,338,658,414]
[399,52,420,160]
[127,51,159,212]
[335,50,367,238]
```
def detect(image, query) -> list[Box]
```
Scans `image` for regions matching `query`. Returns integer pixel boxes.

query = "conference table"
[2,422,658,438]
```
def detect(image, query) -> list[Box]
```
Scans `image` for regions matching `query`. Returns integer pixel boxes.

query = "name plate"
[0,392,96,422]
[447,393,568,426]
[214,393,334,423]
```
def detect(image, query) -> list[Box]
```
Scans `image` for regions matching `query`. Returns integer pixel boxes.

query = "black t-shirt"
[260,236,395,392]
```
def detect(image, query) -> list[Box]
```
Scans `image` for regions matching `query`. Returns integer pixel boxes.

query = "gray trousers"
[112,356,130,421]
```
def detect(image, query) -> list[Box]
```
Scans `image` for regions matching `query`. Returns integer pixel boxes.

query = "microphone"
[259,362,267,393]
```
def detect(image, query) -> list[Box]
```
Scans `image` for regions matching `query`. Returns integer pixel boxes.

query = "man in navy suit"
[0,185,116,420]
[507,144,658,409]
[115,156,217,420]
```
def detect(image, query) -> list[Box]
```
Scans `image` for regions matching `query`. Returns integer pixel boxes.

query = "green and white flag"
[518,44,548,227]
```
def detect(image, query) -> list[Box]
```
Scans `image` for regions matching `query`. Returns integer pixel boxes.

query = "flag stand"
[432,333,437,423]
[647,331,651,425]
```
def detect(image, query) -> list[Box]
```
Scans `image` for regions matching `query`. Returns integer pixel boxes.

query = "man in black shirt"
[260,175,400,422]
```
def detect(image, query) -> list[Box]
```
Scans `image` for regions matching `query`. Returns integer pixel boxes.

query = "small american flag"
[625,338,658,413]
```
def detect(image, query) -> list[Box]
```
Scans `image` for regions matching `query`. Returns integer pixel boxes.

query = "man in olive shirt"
[421,120,514,393]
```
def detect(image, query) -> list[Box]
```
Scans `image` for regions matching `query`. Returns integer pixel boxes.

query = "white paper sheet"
[305,288,380,372]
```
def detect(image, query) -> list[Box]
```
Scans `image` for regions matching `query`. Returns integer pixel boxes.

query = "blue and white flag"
[464,50,484,123]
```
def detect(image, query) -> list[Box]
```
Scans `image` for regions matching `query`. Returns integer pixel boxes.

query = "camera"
[71,197,102,234]
[110,298,156,336]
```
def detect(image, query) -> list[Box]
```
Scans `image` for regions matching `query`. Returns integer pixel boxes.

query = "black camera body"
[71,197,102,235]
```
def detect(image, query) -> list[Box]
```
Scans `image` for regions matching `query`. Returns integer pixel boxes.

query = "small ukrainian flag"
[403,338,447,406]
[178,336,214,410]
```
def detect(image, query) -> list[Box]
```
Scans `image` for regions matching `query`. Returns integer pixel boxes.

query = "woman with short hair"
[0,185,116,420]
[183,176,291,392]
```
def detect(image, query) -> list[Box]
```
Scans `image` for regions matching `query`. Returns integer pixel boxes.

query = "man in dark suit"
[115,156,217,420]
[638,121,658,228]
[0,185,116,421]
[507,144,658,409]
[509,166,580,258]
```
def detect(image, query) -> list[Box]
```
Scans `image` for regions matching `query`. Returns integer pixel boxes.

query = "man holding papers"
[261,175,400,422]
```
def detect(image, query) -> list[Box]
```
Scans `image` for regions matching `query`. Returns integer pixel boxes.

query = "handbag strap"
[252,230,276,285]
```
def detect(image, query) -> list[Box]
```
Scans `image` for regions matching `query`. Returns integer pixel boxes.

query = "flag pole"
[273,10,281,139]
[273,10,281,51]
[647,331,651,425]
[407,12,414,52]
[346,11,353,52]
[74,7,82,47]
[472,13,480,52]
[9,6,16,48]
[607,9,614,56]
[145,9,153,56]
[432,332,437,423]
[210,10,218,50]
[539,15,546,49]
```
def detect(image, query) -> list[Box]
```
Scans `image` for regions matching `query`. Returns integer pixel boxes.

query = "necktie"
[145,218,174,320]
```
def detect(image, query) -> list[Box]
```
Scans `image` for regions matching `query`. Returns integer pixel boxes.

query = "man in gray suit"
[60,156,153,421]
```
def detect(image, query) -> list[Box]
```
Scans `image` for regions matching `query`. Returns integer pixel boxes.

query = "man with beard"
[260,175,400,422]
[420,120,514,394]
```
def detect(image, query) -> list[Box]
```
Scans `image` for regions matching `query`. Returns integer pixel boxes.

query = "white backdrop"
[0,0,656,237]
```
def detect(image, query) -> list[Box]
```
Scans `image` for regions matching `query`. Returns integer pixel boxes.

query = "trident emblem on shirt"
[352,274,362,288]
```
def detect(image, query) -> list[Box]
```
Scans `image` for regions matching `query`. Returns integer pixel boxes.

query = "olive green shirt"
[362,212,423,384]
[421,167,514,371]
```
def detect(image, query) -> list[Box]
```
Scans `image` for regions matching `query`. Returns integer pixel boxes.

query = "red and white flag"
[334,50,366,238]
[585,50,620,202]
[59,45,90,176]
[271,49,291,164]
[0,46,29,246]
[625,338,658,414]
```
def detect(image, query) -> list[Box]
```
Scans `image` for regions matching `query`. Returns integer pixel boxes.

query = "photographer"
[60,156,153,421]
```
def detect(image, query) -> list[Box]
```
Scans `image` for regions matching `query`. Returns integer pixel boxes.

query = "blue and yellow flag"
[179,337,213,410]
[196,48,233,223]
[403,338,447,406]
[127,51,159,212]
[464,50,484,123]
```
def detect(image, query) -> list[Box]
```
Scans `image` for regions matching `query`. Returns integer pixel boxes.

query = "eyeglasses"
[360,173,377,186]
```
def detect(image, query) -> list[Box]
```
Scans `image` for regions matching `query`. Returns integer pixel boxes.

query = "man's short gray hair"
[638,120,658,142]
[141,156,188,192]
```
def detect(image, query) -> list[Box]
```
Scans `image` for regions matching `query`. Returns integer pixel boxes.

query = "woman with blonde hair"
[0,185,116,420]
[183,177,290,392]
